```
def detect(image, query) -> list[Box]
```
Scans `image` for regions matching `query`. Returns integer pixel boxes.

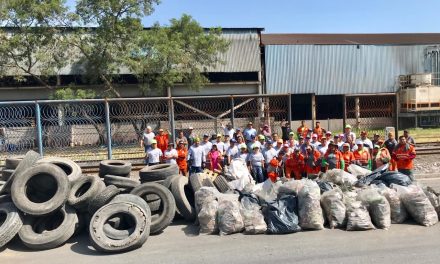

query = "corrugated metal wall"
[265,44,436,95]
[205,30,261,73]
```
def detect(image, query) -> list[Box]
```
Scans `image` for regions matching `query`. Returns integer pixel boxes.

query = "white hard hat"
[355,139,363,145]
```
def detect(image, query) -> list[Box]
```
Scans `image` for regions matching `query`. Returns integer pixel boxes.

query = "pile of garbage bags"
[196,163,440,236]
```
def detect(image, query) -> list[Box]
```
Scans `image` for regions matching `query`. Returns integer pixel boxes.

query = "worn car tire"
[1,169,14,181]
[12,163,69,216]
[214,175,232,193]
[104,175,140,190]
[5,156,24,170]
[111,194,149,212]
[37,157,82,182]
[170,176,196,221]
[88,185,120,215]
[0,202,23,248]
[99,160,132,178]
[68,175,105,211]
[139,164,179,182]
[130,183,176,234]
[0,194,12,204]
[202,177,216,188]
[18,205,78,250]
[89,201,151,253]
[0,150,41,195]
[189,173,204,193]
[162,174,180,189]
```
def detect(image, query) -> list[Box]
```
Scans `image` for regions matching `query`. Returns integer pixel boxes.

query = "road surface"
[1,220,440,264]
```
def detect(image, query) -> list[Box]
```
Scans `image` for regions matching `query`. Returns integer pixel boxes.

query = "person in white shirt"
[238,143,249,161]
[222,122,235,139]
[342,124,356,143]
[214,134,225,154]
[226,139,239,164]
[140,126,155,153]
[263,141,278,166]
[310,133,320,149]
[164,142,178,164]
[188,138,206,174]
[359,130,373,151]
[243,121,257,144]
[145,139,163,165]
[258,135,266,152]
[317,137,329,155]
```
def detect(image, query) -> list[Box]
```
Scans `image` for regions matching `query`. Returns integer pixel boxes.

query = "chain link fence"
[345,94,396,137]
[0,95,290,166]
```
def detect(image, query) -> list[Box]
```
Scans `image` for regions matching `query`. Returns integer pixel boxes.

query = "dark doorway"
[316,95,343,119]
[291,94,312,120]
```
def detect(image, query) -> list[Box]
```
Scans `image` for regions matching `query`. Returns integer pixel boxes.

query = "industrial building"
[262,33,440,128]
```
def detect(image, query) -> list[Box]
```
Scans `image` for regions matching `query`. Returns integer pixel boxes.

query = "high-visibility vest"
[341,151,355,171]
[392,144,416,170]
[353,148,371,165]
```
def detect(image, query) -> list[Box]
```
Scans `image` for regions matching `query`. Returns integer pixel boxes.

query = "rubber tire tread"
[139,164,179,182]
[130,182,176,234]
[213,175,232,193]
[99,160,132,177]
[162,174,180,189]
[1,169,14,181]
[88,185,120,215]
[189,173,204,193]
[170,176,196,221]
[37,157,82,182]
[0,202,23,248]
[5,156,24,170]
[0,150,41,195]
[12,163,69,216]
[89,201,151,253]
[68,175,105,211]
[18,205,78,250]
[103,175,140,189]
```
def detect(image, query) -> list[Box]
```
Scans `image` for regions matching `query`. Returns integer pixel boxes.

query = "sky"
[66,0,440,33]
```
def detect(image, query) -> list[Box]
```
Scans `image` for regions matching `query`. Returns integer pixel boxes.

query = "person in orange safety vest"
[297,120,309,139]
[341,142,355,171]
[372,144,391,170]
[304,145,321,175]
[321,142,345,171]
[285,148,305,180]
[176,140,188,176]
[392,136,416,181]
[353,139,372,170]
[155,128,170,154]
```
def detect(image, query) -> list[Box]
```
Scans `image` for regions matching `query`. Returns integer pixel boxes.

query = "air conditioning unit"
[410,73,432,86]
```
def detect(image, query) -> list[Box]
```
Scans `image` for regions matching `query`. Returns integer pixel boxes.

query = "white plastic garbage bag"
[278,180,304,196]
[358,187,391,230]
[347,164,372,177]
[255,179,282,202]
[320,188,346,229]
[198,200,219,234]
[298,179,324,230]
[217,199,244,235]
[379,187,408,224]
[345,200,375,231]
[392,184,438,227]
[423,188,440,217]
[323,169,357,186]
[240,197,267,234]
[228,173,254,191]
[228,158,251,180]
[195,187,220,214]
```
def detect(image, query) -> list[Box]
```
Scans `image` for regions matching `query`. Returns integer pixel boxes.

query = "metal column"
[311,94,316,127]
[35,102,44,156]
[287,93,292,126]
[169,98,176,145]
[104,100,112,160]
[355,97,360,131]
[230,96,235,129]
[394,92,400,138]
[342,95,347,129]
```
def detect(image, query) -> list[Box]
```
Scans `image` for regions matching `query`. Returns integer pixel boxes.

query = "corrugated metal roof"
[205,31,261,72]
[265,44,434,95]
[262,33,440,45]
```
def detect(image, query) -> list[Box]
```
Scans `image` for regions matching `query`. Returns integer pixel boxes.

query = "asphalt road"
[1,220,440,264]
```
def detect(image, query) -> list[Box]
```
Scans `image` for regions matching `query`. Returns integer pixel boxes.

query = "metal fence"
[0,94,290,166]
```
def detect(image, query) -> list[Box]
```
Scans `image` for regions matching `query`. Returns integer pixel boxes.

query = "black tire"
[99,160,132,178]
[5,156,24,170]
[139,164,179,182]
[104,175,140,190]
[202,177,216,188]
[37,157,82,182]
[68,175,106,211]
[189,173,204,193]
[162,174,180,189]
[170,176,196,221]
[111,194,149,212]
[73,213,88,236]
[0,150,41,195]
[1,169,14,181]
[103,223,135,240]
[0,202,23,248]
[88,185,120,215]
[18,205,78,250]
[130,183,176,234]
[89,201,151,253]
[11,163,69,216]
[214,175,232,193]
[0,195,12,204]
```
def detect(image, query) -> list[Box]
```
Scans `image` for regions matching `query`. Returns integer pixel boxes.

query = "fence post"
[230,95,235,129]
[287,93,292,126]
[355,96,360,131]
[104,99,112,160]
[394,92,399,138]
[35,102,44,156]
[169,96,176,144]
[311,94,316,127]
[343,95,347,129]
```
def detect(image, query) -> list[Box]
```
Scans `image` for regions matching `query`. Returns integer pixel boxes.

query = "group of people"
[140,121,417,183]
